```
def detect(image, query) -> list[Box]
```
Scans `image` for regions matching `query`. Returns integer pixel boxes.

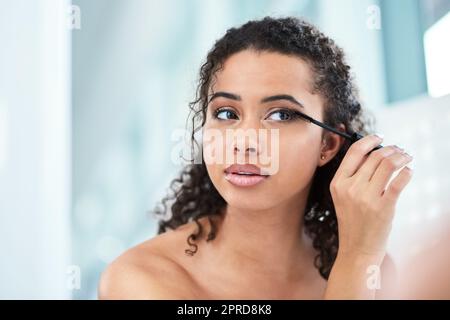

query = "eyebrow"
[208,91,305,108]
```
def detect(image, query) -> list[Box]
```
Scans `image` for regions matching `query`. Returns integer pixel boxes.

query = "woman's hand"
[330,134,413,259]
[324,134,413,299]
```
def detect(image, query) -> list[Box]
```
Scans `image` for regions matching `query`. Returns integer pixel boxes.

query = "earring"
[321,155,325,160]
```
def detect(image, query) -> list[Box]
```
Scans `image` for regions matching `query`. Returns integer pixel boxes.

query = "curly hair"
[154,16,374,279]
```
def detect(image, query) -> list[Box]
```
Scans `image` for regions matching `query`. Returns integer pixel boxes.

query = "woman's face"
[203,49,327,211]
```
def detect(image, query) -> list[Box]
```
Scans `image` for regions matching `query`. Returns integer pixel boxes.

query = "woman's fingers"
[369,151,413,197]
[334,134,383,180]
[353,146,400,183]
[381,166,413,202]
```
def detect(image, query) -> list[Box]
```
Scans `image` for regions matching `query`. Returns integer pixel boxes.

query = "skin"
[98,50,411,299]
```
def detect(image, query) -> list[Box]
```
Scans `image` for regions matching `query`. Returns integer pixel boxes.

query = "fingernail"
[394,145,404,152]
[374,133,384,139]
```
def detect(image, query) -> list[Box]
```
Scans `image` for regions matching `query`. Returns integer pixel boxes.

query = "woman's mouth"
[224,164,270,187]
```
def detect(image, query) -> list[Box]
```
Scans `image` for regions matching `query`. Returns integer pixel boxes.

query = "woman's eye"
[214,108,239,120]
[267,109,295,121]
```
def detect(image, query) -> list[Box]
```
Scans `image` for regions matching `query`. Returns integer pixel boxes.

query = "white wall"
[317,0,387,110]
[0,0,71,299]
[373,94,450,265]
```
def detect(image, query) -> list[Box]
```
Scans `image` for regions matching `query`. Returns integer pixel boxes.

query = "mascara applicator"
[292,110,383,152]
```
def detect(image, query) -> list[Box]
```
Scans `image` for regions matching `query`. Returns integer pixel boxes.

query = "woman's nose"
[232,134,260,157]
[233,145,257,155]
[229,115,264,158]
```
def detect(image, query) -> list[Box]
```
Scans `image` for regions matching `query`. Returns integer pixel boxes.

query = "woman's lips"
[224,172,269,187]
[224,164,270,187]
[224,163,269,175]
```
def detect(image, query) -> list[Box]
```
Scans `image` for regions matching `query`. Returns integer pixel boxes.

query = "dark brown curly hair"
[153,16,374,279]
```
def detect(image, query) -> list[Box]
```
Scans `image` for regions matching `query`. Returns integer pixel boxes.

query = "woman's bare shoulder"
[98,221,203,300]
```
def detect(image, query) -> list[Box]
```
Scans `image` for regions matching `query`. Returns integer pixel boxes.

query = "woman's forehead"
[212,50,314,95]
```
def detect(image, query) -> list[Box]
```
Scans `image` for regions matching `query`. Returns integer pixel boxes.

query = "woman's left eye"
[267,109,296,121]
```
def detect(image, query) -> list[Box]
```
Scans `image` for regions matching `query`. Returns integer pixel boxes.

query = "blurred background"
[0,0,449,299]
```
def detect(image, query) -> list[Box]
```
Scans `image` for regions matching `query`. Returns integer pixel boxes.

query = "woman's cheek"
[276,135,318,187]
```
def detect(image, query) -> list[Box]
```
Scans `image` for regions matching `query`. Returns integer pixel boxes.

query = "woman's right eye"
[213,108,239,120]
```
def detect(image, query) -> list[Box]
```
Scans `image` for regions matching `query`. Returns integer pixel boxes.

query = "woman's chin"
[221,193,277,212]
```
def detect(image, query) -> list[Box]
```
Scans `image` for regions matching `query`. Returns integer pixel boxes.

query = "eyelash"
[212,107,304,122]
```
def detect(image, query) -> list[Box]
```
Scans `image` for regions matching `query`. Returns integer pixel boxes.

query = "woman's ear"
[318,124,346,167]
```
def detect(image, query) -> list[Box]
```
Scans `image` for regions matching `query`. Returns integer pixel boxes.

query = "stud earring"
[321,155,325,160]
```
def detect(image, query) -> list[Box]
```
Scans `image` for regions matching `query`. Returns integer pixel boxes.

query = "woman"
[99,16,413,299]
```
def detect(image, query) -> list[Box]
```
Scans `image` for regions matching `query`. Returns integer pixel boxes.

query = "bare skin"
[99,50,408,300]
[99,215,329,299]
[98,214,394,299]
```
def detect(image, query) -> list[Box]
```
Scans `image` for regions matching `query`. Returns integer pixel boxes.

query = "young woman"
[99,16,413,299]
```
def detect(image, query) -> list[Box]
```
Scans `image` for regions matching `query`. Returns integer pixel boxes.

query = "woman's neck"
[204,192,315,283]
